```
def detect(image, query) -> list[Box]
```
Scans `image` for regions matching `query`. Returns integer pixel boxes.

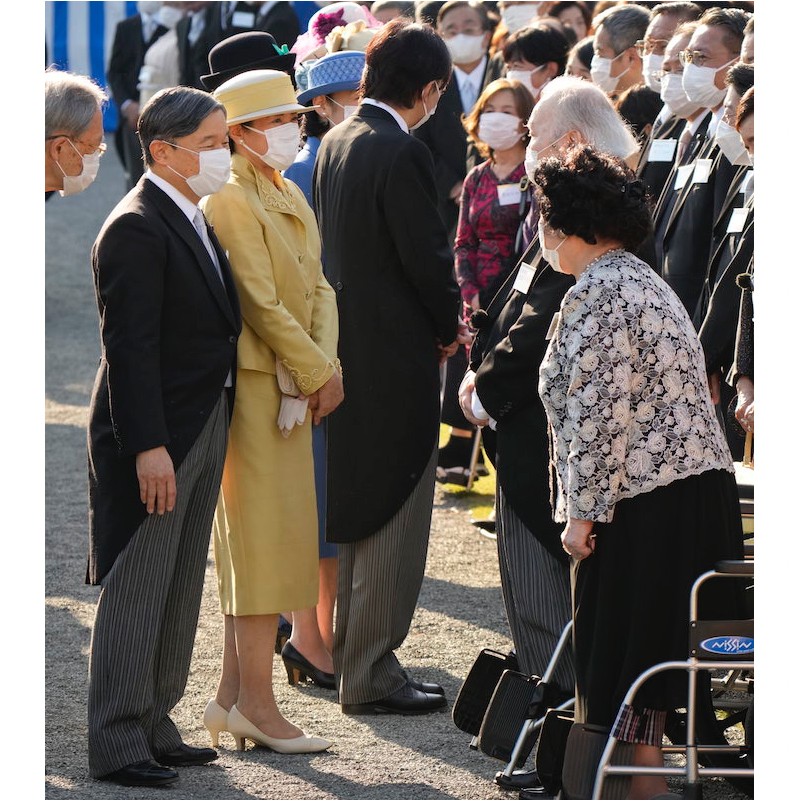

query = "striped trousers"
[87,393,228,778]
[496,486,575,696]
[334,448,438,705]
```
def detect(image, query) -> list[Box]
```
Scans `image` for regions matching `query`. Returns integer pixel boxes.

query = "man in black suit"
[107,6,168,189]
[457,78,640,788]
[175,1,214,89]
[314,19,465,717]
[414,0,494,240]
[656,6,750,315]
[86,87,241,787]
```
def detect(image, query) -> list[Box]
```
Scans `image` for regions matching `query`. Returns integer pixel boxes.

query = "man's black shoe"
[99,760,178,787]
[342,682,447,715]
[157,743,218,766]
[401,669,445,696]
[494,768,544,790]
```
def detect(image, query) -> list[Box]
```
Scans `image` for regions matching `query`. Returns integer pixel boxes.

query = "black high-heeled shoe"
[281,641,337,690]
[274,615,292,655]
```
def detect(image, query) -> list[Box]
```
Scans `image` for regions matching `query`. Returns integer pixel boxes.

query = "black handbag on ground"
[452,649,519,736]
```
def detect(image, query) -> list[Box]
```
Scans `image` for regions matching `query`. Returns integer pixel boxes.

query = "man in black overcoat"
[86,87,240,787]
[314,19,465,716]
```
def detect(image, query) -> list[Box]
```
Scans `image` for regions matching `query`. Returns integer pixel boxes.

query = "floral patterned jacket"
[539,249,733,524]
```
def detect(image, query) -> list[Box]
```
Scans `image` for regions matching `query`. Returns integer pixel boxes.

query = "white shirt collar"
[361,98,410,134]
[453,55,487,90]
[707,106,725,139]
[687,108,711,137]
[655,104,673,128]
[145,169,199,223]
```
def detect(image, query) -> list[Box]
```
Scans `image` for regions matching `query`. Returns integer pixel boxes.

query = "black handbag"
[452,649,519,736]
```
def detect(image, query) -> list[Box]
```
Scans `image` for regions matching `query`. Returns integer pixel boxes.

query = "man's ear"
[149,139,173,166]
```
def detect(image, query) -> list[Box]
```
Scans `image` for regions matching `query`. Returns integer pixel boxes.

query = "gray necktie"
[193,208,225,287]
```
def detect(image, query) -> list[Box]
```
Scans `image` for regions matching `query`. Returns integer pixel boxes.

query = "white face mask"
[411,83,441,131]
[328,97,358,125]
[137,1,162,16]
[478,112,524,152]
[243,122,301,171]
[444,33,486,65]
[659,71,703,119]
[501,3,541,34]
[524,130,570,181]
[643,53,664,92]
[538,220,566,273]
[156,4,183,29]
[590,51,629,94]
[57,138,101,196]
[164,143,231,196]
[682,58,736,109]
[506,65,547,100]
[714,118,750,166]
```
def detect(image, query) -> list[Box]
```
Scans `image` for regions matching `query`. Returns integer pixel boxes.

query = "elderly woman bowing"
[534,145,745,800]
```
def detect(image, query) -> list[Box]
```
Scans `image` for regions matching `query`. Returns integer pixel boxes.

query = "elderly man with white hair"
[458,75,638,790]
[44,68,108,196]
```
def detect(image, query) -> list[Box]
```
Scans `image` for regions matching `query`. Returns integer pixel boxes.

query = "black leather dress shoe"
[342,682,447,715]
[99,760,178,787]
[401,669,445,696]
[494,768,544,790]
[157,743,218,766]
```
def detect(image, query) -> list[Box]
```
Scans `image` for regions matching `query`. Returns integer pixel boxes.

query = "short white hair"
[45,68,108,139]
[534,75,639,159]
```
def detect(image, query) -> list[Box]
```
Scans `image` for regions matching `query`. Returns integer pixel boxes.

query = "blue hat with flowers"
[296,51,365,105]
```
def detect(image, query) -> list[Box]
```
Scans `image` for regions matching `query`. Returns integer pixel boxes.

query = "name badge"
[512,262,536,294]
[497,183,522,206]
[739,170,754,195]
[648,138,678,163]
[231,10,256,27]
[727,207,749,234]
[545,312,560,341]
[692,158,713,184]
[674,164,694,191]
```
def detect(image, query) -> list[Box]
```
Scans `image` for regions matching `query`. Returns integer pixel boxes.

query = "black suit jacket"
[176,9,213,89]
[314,105,461,543]
[636,112,686,207]
[87,177,241,584]
[470,239,574,564]
[413,61,491,236]
[107,14,167,107]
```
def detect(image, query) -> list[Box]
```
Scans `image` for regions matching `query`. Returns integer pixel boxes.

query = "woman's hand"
[561,517,596,561]
[734,376,754,433]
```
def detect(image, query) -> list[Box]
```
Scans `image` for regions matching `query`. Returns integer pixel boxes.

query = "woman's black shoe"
[281,641,336,690]
[275,615,292,655]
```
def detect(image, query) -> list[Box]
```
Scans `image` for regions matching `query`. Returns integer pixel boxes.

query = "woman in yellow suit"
[200,70,343,753]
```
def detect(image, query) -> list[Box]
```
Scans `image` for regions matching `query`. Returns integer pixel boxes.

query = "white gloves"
[277,395,308,438]
[471,390,497,431]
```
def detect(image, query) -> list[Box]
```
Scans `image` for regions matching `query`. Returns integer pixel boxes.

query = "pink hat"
[291,2,382,63]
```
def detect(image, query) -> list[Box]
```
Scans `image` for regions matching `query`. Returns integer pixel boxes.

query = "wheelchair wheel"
[665,672,753,797]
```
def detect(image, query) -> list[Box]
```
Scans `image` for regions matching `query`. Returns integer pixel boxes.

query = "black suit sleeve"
[475,268,573,421]
[93,212,170,455]
[107,18,140,108]
[383,136,461,346]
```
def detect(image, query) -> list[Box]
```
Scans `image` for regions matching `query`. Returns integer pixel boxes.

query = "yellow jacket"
[202,153,339,395]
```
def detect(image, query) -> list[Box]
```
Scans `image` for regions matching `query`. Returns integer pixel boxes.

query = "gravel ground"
[45,154,750,799]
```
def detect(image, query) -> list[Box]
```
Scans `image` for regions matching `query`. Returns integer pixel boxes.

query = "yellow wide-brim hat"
[213,69,314,125]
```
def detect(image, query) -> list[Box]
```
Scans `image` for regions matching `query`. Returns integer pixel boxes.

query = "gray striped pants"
[334,448,437,705]
[87,393,228,778]
[496,486,575,696]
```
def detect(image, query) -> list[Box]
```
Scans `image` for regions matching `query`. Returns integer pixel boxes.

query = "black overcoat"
[313,105,461,544]
[86,177,241,584]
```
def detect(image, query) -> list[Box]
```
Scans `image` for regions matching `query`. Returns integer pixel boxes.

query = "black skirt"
[572,468,747,730]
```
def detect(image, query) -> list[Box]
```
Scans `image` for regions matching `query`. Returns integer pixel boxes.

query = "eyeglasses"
[635,38,669,57]
[678,49,714,68]
[46,134,107,158]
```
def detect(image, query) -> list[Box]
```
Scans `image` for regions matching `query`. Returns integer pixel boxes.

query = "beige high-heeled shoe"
[227,705,332,754]
[203,700,230,747]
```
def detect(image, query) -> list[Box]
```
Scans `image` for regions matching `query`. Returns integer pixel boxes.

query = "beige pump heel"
[227,705,332,753]
[202,700,230,747]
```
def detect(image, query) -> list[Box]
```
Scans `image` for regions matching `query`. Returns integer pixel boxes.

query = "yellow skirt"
[213,369,319,616]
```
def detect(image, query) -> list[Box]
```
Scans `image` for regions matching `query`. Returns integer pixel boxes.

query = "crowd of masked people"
[43,2,754,796]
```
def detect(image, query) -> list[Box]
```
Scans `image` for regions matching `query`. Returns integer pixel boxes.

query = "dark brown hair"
[533,144,652,250]
[735,86,754,131]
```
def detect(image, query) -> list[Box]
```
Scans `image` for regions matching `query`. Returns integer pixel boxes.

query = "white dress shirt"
[361,98,410,134]
[453,55,487,114]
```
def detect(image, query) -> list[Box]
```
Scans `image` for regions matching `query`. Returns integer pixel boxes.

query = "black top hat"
[201,31,296,92]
